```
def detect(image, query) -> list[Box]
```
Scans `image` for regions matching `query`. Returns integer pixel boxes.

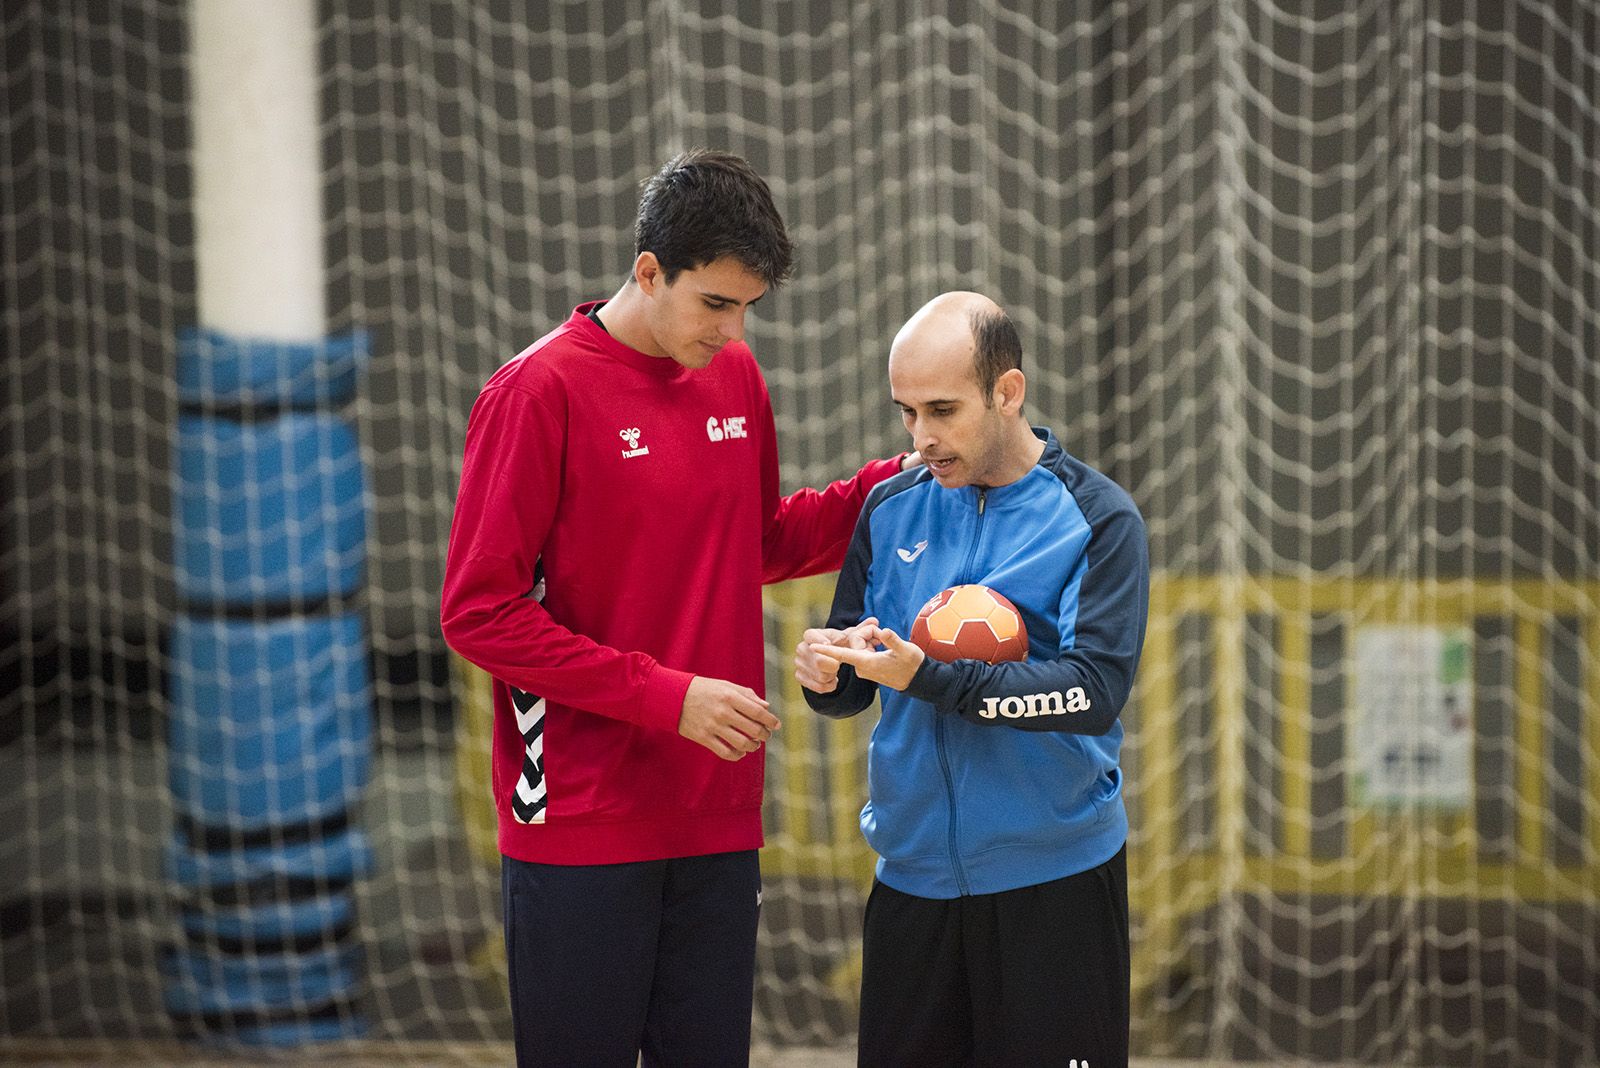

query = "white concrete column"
[191,0,324,340]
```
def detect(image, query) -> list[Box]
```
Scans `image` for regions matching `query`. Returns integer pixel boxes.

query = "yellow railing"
[1130,574,1600,1007]
[1136,575,1600,886]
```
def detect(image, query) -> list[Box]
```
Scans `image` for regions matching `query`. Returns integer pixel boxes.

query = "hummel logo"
[619,427,650,459]
[896,540,928,563]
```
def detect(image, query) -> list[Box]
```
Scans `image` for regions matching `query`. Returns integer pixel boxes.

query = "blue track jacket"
[805,427,1149,899]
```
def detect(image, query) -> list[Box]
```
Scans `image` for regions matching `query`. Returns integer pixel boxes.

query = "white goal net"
[3,0,1597,1063]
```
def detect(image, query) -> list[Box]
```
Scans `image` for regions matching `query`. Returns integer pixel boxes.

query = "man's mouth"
[927,456,957,475]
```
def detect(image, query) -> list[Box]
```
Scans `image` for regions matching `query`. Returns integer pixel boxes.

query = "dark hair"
[970,307,1023,402]
[634,149,794,288]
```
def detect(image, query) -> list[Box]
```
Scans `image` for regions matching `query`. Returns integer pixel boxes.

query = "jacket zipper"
[958,487,987,580]
[939,486,987,895]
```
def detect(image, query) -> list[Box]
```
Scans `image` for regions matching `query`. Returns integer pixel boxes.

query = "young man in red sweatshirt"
[440,150,915,1067]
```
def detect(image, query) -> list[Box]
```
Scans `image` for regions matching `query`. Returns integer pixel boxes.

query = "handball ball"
[908,584,1028,664]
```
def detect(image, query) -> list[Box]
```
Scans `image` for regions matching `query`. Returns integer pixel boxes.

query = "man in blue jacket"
[796,291,1149,1068]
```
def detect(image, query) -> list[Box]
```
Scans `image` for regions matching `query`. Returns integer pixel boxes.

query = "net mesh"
[3,0,1598,1063]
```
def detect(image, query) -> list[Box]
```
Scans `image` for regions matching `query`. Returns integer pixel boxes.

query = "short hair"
[634,149,794,288]
[970,306,1023,403]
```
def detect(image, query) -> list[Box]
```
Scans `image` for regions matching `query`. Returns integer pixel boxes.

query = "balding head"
[890,291,1022,405]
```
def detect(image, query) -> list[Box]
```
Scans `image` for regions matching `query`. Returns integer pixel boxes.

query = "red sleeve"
[756,383,906,584]
[440,383,692,733]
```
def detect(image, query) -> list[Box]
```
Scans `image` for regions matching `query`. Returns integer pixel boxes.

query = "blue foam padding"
[161,941,363,1015]
[221,1014,369,1047]
[175,412,367,603]
[166,825,373,892]
[180,892,354,944]
[176,328,367,409]
[168,613,372,831]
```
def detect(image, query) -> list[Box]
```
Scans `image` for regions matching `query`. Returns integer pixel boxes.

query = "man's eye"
[932,408,953,417]
[705,301,728,310]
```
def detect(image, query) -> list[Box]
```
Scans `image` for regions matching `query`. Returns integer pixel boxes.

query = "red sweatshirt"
[441,304,902,865]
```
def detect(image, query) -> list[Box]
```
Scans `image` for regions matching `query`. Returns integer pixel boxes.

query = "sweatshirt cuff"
[862,454,908,488]
[903,656,954,705]
[640,663,696,734]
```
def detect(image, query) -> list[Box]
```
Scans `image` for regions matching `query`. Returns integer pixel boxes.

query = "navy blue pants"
[857,845,1130,1068]
[501,849,761,1068]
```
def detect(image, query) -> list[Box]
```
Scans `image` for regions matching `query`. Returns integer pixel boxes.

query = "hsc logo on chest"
[705,415,748,442]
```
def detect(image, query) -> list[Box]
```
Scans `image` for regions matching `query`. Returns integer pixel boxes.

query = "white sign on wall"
[1349,626,1473,809]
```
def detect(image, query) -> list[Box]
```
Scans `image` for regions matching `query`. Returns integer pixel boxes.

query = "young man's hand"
[679,676,779,761]
[793,618,880,694]
[807,625,925,693]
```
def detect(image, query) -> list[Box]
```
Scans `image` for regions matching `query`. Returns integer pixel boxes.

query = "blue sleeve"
[903,502,1148,734]
[801,489,881,720]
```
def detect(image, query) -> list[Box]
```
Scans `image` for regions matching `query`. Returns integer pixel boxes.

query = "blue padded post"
[165,330,373,1046]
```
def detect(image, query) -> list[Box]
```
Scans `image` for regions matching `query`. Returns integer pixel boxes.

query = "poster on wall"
[1349,625,1473,810]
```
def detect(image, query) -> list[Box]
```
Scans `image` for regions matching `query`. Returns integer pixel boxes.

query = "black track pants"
[857,845,1129,1068]
[502,849,761,1068]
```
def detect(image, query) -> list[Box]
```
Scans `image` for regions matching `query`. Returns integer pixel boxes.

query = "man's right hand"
[679,676,780,761]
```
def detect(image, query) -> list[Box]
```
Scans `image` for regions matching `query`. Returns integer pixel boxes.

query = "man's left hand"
[794,618,879,694]
[808,626,925,692]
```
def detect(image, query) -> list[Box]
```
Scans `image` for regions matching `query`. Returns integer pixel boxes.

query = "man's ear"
[633,251,664,295]
[994,367,1027,415]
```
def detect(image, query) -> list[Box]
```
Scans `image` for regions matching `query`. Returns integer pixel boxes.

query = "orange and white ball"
[908,584,1028,664]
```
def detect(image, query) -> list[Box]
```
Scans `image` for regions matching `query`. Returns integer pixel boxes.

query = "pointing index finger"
[809,642,871,668]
